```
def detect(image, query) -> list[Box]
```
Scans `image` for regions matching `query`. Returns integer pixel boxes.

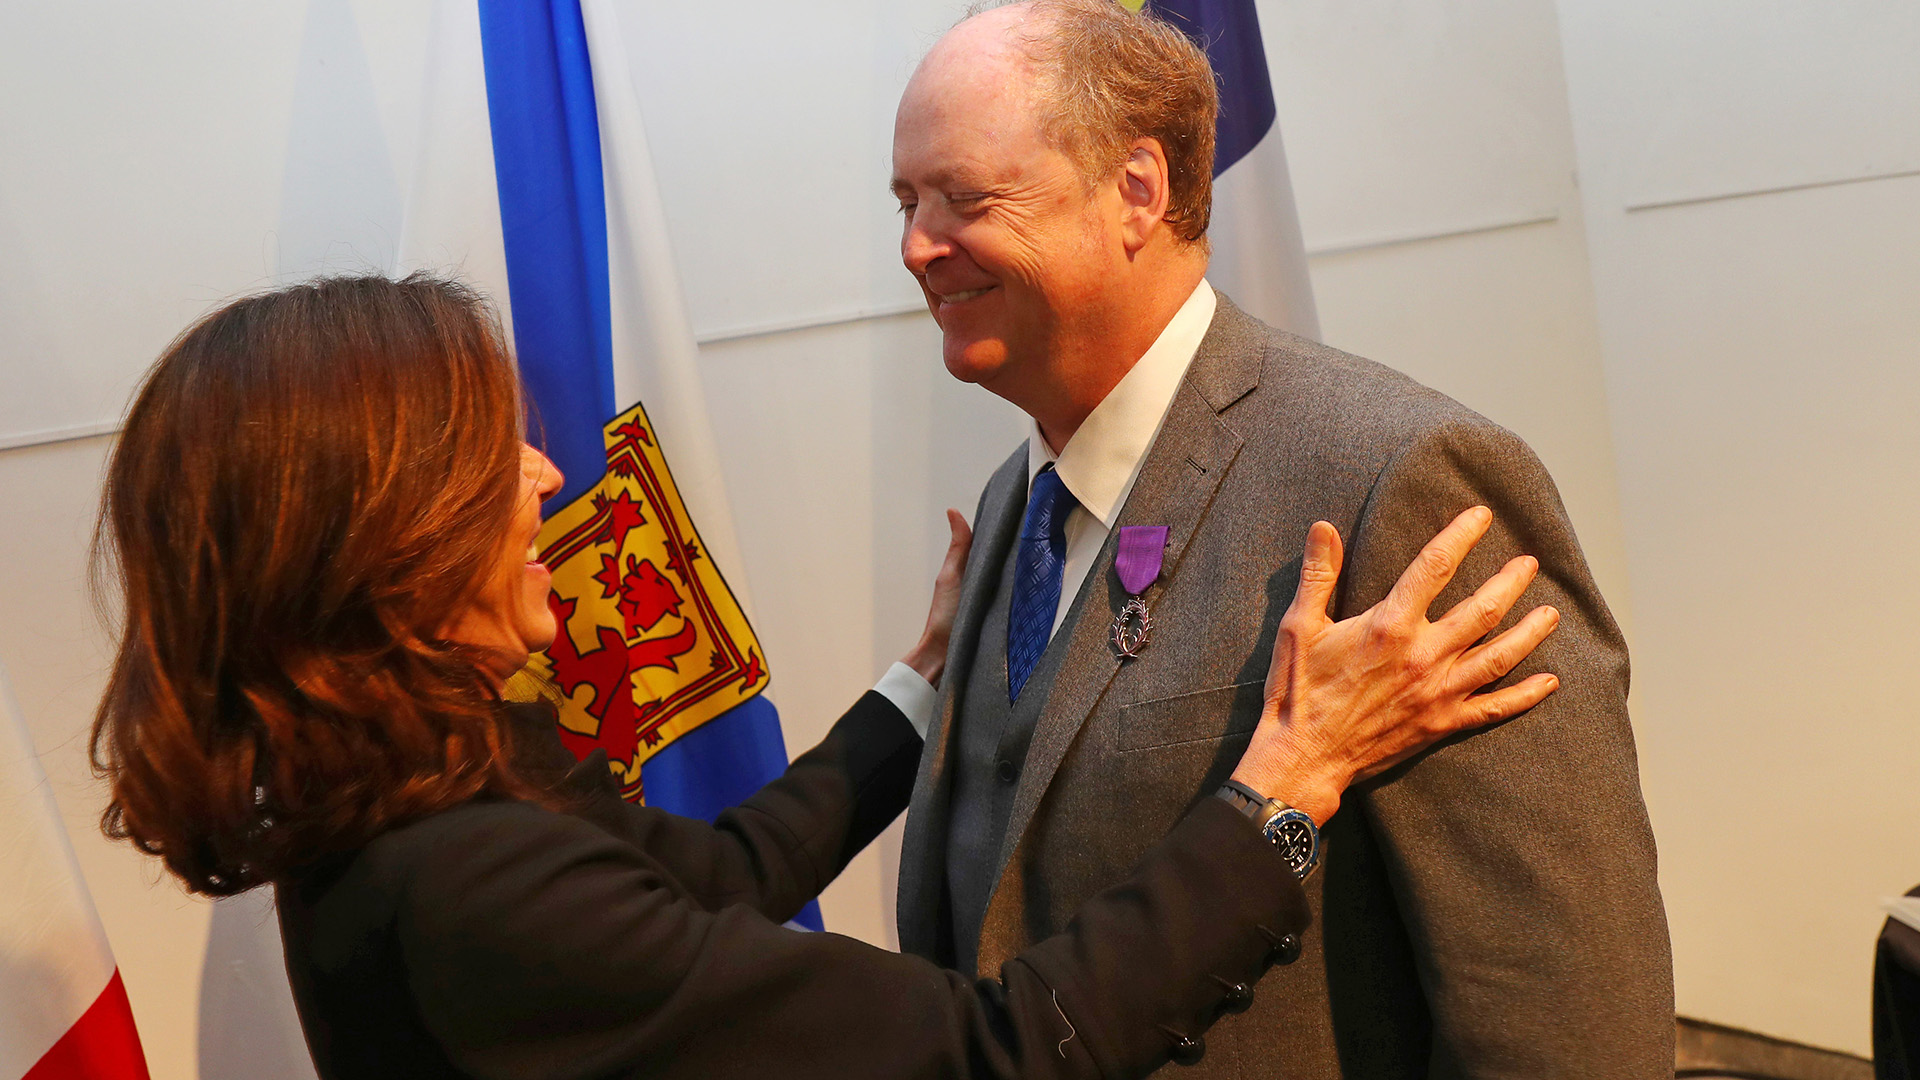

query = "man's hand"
[1231,507,1562,824]
[901,510,973,688]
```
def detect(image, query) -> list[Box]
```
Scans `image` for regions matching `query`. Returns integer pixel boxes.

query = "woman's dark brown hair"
[92,273,551,895]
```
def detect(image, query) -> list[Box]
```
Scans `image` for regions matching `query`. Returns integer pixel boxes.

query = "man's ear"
[1117,137,1173,255]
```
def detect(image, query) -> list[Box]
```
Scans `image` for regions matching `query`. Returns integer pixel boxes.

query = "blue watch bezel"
[1260,806,1320,880]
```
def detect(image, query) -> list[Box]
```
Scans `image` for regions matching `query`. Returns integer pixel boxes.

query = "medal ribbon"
[1114,525,1168,596]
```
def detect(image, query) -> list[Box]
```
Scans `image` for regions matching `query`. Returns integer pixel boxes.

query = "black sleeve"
[564,690,922,924]
[395,797,1309,1080]
[1875,886,1920,1073]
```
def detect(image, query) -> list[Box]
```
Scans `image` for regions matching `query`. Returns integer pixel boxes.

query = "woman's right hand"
[1231,507,1562,825]
[900,509,974,689]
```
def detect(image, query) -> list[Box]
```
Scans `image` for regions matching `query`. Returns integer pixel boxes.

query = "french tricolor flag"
[1148,0,1321,340]
[0,669,150,1080]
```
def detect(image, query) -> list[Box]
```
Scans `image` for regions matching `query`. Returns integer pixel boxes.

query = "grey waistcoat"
[943,521,1082,976]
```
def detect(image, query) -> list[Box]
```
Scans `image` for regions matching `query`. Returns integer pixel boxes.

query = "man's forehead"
[903,7,1043,115]
[891,100,1051,190]
[890,7,1059,185]
[906,52,1033,117]
[895,68,1041,171]
[890,153,1008,193]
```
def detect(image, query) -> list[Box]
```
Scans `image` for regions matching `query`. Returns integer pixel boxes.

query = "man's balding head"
[891,0,1218,443]
[940,0,1219,241]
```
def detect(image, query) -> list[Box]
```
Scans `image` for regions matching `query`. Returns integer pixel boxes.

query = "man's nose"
[901,209,951,275]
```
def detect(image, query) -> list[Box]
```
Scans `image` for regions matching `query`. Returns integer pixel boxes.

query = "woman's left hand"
[901,510,972,688]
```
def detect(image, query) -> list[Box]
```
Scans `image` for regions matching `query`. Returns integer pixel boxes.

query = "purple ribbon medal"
[1110,525,1167,659]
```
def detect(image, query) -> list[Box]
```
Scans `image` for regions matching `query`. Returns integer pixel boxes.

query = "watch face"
[1263,811,1319,875]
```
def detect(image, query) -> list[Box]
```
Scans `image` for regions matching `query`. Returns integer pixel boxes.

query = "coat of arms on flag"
[523,401,768,802]
[420,0,821,929]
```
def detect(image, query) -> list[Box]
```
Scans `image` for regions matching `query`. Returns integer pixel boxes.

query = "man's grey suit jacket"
[898,294,1674,1078]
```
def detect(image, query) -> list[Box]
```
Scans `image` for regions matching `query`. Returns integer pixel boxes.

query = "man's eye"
[897,202,918,217]
[948,193,987,210]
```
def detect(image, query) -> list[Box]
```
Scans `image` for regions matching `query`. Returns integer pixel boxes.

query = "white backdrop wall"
[0,0,1911,1075]
[1556,0,1920,1054]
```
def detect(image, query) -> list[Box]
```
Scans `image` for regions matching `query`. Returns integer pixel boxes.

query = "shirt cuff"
[873,662,937,741]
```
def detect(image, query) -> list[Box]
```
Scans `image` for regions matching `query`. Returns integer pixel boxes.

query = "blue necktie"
[1008,466,1078,701]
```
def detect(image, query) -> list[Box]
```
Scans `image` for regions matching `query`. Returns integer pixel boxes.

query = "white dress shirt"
[1028,278,1216,637]
[872,278,1217,736]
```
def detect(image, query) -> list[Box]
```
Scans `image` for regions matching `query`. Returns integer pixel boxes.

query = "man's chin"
[941,339,1009,386]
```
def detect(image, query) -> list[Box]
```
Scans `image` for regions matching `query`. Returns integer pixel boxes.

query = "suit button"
[1214,981,1254,1016]
[1169,1034,1205,1066]
[995,759,1016,783]
[1268,933,1301,967]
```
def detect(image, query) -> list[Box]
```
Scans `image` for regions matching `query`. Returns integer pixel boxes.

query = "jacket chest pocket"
[1115,680,1266,752]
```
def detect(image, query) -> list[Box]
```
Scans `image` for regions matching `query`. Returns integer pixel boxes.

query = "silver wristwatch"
[1216,779,1320,880]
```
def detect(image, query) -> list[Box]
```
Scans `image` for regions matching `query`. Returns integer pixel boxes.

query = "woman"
[92,274,1559,1079]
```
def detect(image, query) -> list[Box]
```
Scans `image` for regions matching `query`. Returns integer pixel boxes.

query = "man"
[887,1,1674,1076]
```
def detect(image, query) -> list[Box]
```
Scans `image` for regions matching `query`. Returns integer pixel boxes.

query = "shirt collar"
[1027,279,1217,527]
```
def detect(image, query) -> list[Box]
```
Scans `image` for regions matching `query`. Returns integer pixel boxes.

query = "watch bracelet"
[1216,780,1320,878]
[1216,778,1278,822]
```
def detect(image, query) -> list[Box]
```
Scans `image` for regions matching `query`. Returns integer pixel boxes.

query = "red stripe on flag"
[23,970,150,1080]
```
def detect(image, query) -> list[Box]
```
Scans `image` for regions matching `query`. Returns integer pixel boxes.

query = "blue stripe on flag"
[476,0,820,930]
[477,0,613,510]
[1149,0,1278,175]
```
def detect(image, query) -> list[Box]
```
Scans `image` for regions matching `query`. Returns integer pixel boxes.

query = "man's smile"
[937,285,997,304]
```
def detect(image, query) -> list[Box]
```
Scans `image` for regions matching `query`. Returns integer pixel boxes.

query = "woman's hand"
[901,510,973,688]
[1231,507,1562,825]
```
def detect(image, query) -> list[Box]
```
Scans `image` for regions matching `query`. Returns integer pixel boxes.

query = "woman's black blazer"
[275,692,1308,1079]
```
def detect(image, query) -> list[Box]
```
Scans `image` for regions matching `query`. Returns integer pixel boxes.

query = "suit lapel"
[989,295,1263,889]
[896,444,1028,959]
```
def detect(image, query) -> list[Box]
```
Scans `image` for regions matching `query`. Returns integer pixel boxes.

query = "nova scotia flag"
[400,0,821,929]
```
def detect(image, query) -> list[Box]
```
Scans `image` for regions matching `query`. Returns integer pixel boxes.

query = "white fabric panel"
[0,436,217,1080]
[0,0,434,449]
[1207,130,1322,340]
[1596,177,1920,1059]
[395,0,512,338]
[1557,0,1920,208]
[1559,0,1920,1055]
[197,890,318,1080]
[275,0,405,280]
[607,0,962,341]
[191,7,478,1073]
[1255,0,1576,250]
[0,664,116,1080]
[581,0,753,604]
[0,2,308,446]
